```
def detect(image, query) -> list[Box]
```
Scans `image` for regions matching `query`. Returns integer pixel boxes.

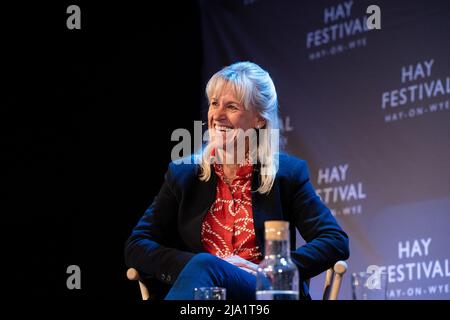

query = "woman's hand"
[223,255,258,275]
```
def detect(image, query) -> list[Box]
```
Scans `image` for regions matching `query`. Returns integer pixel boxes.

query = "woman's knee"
[185,253,223,272]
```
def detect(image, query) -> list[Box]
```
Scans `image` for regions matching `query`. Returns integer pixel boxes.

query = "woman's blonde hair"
[199,61,280,194]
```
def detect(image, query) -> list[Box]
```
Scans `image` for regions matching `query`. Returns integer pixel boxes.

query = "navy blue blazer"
[125,153,349,299]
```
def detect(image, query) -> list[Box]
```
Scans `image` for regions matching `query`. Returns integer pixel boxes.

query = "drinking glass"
[193,287,227,300]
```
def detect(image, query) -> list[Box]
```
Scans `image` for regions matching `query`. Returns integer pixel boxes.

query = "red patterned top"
[201,162,263,263]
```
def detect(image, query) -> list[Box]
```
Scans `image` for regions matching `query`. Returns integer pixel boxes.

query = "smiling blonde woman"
[125,61,349,300]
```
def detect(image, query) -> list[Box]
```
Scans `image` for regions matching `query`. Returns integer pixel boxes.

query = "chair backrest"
[127,260,348,300]
[322,260,348,300]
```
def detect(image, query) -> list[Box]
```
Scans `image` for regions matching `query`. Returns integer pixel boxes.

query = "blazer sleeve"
[289,159,350,280]
[124,163,195,285]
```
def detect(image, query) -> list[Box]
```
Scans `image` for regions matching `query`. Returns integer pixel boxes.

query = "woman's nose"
[212,104,227,120]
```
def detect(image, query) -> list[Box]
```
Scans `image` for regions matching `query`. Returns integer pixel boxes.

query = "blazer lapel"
[251,165,283,254]
[179,167,217,253]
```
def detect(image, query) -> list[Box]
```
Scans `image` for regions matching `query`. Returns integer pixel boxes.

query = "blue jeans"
[164,253,256,300]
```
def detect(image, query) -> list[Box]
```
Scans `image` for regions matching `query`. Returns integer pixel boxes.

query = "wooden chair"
[126,268,151,300]
[127,260,347,300]
[322,260,348,300]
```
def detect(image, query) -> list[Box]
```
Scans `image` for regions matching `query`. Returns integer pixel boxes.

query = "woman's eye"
[210,101,218,107]
[228,105,238,110]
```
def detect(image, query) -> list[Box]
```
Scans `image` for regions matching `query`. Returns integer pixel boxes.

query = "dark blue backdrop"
[199,0,450,299]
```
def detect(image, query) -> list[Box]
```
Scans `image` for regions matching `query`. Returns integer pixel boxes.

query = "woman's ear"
[256,119,266,129]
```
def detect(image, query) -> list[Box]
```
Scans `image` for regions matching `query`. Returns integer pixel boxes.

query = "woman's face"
[207,88,264,143]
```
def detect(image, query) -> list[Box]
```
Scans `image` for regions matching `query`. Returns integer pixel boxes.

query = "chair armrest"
[126,268,150,300]
[328,261,348,300]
